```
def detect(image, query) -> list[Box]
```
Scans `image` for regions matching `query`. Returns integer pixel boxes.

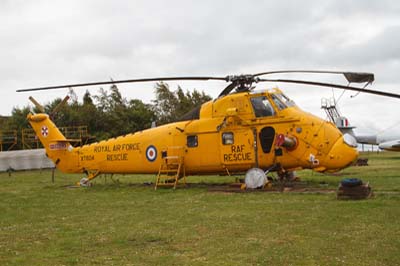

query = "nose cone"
[319,135,359,172]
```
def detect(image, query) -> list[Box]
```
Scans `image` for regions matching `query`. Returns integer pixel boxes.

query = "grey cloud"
[1,0,399,135]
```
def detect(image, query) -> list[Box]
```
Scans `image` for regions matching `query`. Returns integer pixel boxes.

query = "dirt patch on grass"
[206,182,336,194]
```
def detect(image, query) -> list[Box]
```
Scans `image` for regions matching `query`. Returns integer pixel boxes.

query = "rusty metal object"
[275,134,297,150]
[337,179,372,200]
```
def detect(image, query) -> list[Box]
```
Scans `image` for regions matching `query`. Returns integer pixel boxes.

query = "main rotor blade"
[17,76,226,92]
[258,78,400,99]
[343,72,374,83]
[254,70,374,84]
[218,82,238,98]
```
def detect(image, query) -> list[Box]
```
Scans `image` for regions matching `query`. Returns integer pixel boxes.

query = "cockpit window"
[271,94,287,110]
[274,93,296,107]
[250,96,275,117]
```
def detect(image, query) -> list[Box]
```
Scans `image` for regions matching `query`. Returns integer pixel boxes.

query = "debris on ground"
[353,158,369,166]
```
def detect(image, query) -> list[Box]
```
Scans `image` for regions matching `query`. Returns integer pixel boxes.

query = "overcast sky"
[1,0,399,136]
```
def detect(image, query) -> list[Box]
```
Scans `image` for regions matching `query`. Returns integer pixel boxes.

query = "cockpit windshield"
[271,94,287,110]
[273,92,296,107]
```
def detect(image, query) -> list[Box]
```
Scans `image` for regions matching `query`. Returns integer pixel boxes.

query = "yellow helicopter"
[17,70,400,188]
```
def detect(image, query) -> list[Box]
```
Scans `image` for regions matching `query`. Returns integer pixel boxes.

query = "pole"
[52,168,55,183]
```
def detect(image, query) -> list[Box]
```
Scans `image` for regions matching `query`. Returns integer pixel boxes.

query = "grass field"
[1,152,399,265]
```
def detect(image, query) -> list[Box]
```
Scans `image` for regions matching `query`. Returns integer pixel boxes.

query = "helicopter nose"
[321,134,359,172]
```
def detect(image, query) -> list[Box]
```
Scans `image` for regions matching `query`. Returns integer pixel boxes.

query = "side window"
[250,96,275,117]
[187,135,198,147]
[222,132,234,145]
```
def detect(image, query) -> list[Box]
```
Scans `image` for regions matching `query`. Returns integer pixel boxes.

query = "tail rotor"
[28,95,70,119]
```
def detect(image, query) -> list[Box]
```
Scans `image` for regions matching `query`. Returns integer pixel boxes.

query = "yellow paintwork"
[27,88,358,182]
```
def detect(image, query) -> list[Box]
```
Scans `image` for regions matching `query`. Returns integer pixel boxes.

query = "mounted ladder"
[155,146,186,190]
[321,97,355,136]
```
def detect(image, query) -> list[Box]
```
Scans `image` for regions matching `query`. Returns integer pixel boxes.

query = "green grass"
[0,152,399,265]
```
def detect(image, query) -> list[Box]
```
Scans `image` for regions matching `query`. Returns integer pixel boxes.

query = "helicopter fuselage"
[28,88,358,180]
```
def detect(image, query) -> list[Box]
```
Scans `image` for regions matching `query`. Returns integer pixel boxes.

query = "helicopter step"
[155,146,186,190]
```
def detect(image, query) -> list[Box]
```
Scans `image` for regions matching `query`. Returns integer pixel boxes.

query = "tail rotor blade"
[50,96,70,117]
[28,96,45,113]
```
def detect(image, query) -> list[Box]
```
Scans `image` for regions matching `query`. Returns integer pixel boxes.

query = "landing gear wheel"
[245,168,267,189]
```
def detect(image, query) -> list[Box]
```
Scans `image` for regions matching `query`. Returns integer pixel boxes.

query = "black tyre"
[341,178,363,187]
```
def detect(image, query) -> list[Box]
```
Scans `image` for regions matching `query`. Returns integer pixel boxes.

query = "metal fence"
[1,125,93,151]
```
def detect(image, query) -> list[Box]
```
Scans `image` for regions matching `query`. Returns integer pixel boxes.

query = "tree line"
[3,82,212,146]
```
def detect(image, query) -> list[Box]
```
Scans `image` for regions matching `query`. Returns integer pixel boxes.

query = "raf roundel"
[41,125,49,137]
[146,145,157,162]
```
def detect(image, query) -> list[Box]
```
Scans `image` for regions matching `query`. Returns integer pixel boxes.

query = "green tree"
[3,82,208,149]
[4,106,32,149]
[80,90,99,136]
[153,82,212,124]
[6,106,32,131]
[152,82,178,124]
[92,85,156,139]
[127,99,156,132]
[83,90,94,105]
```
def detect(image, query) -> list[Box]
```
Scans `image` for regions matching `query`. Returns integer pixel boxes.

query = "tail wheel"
[79,177,92,187]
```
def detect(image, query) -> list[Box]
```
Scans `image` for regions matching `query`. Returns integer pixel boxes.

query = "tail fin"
[27,113,78,172]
